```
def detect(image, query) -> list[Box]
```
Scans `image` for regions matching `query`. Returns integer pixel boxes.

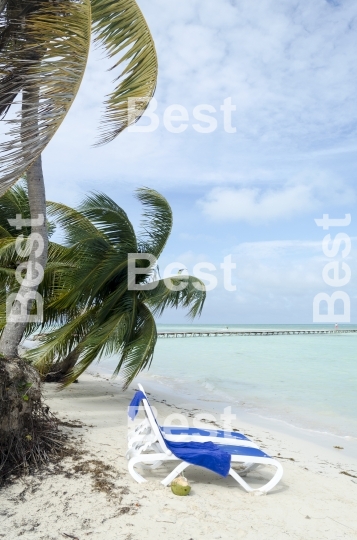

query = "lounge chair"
[126,384,283,494]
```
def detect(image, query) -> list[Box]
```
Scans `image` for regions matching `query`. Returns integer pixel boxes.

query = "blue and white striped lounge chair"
[127,384,283,494]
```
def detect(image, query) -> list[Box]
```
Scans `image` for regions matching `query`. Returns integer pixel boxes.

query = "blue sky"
[41,0,357,323]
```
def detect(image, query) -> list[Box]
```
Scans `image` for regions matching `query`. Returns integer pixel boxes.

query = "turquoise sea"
[95,324,357,448]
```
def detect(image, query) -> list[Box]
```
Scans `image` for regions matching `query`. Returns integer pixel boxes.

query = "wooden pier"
[157,329,357,338]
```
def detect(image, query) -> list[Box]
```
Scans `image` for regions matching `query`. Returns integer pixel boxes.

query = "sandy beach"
[1,372,357,540]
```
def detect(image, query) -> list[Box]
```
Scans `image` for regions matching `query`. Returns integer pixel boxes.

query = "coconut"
[171,476,191,496]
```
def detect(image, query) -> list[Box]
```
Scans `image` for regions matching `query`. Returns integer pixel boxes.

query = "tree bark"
[0,357,41,435]
[0,149,49,480]
[0,85,48,358]
[0,155,48,358]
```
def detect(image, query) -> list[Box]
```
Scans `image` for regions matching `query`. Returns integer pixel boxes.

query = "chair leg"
[229,459,283,494]
[161,461,191,486]
[257,460,283,493]
[128,456,148,484]
[228,467,255,492]
[128,454,180,484]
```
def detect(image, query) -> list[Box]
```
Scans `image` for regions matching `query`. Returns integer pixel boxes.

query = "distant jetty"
[157,329,357,338]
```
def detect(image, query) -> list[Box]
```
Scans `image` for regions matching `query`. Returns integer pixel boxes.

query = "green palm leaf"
[112,303,157,388]
[60,311,131,386]
[78,192,137,250]
[27,308,97,373]
[143,275,206,319]
[92,0,158,145]
[136,187,173,258]
[0,0,91,194]
[0,181,31,235]
[47,201,108,245]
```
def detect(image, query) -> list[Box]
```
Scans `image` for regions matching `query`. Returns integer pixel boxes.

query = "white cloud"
[233,240,323,258]
[227,236,357,318]
[145,0,357,141]
[199,172,355,223]
[160,235,357,324]
[199,184,311,223]
[14,0,354,197]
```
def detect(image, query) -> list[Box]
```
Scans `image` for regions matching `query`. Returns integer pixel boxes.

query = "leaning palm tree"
[23,188,205,389]
[0,0,157,478]
[0,184,206,388]
[0,0,158,358]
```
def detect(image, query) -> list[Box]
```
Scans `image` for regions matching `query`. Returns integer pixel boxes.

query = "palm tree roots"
[0,357,65,485]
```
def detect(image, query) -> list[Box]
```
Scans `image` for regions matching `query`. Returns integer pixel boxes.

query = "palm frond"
[136,187,172,258]
[0,180,56,236]
[92,0,158,145]
[0,236,18,266]
[112,302,157,388]
[0,225,11,238]
[26,308,96,373]
[60,311,131,386]
[0,180,31,235]
[143,275,206,319]
[0,0,91,194]
[47,200,108,245]
[78,191,137,251]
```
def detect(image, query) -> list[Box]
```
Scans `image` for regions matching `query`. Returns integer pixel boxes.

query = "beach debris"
[62,533,79,540]
[58,420,84,429]
[71,458,118,495]
[334,446,344,450]
[156,516,177,523]
[340,471,357,478]
[171,475,191,496]
[118,507,132,515]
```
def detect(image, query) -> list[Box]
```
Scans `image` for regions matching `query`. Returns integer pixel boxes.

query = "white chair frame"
[127,384,283,494]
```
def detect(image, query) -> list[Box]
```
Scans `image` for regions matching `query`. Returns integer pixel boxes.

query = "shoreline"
[134,375,357,470]
[88,327,357,450]
[146,377,357,460]
[89,367,357,461]
[23,327,357,450]
[1,372,357,539]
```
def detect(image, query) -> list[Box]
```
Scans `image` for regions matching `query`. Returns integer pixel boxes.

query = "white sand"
[1,372,357,540]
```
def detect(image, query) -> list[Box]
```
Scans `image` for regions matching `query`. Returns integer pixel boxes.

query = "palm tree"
[0,0,157,477]
[0,184,206,388]
[0,0,158,357]
[27,188,206,388]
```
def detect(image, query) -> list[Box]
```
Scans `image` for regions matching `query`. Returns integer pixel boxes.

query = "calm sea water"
[95,324,357,441]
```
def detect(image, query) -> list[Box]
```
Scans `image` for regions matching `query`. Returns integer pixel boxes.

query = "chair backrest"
[137,383,172,455]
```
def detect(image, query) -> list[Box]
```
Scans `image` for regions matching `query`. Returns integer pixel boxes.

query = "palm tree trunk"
[0,156,48,358]
[0,85,48,358]
[0,87,50,480]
